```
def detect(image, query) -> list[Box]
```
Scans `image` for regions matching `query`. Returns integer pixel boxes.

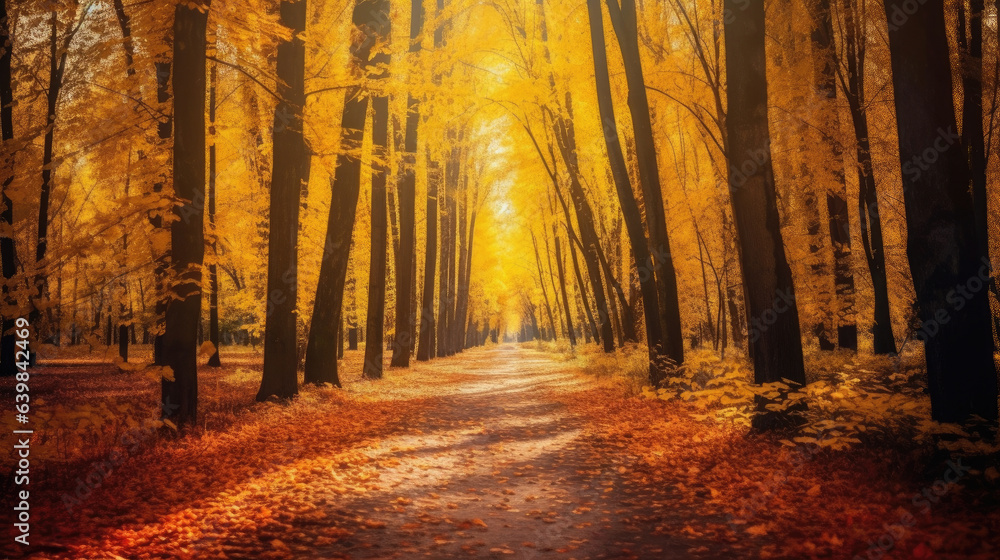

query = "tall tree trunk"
[841,0,897,355]
[437,141,454,357]
[810,0,857,351]
[33,9,72,334]
[1,0,17,377]
[390,0,423,367]
[586,0,666,379]
[363,95,389,379]
[162,1,210,427]
[416,159,439,361]
[605,0,685,367]
[569,238,599,343]
[883,0,997,423]
[532,232,558,340]
[207,59,221,367]
[258,0,310,400]
[723,0,806,429]
[304,0,389,384]
[959,0,988,261]
[554,237,576,346]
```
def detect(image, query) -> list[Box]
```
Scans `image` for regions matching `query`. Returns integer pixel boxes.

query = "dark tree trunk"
[883,0,997,423]
[453,176,470,352]
[1,0,18,377]
[587,0,666,380]
[555,237,576,346]
[840,0,896,355]
[604,0,684,367]
[723,0,806,429]
[33,11,71,332]
[305,0,388,384]
[810,0,857,351]
[207,58,221,368]
[363,95,389,379]
[258,0,310,400]
[390,0,422,367]
[437,143,453,357]
[417,159,439,361]
[532,232,558,341]
[162,2,209,428]
[569,239,599,343]
[958,0,988,261]
[306,96,367,384]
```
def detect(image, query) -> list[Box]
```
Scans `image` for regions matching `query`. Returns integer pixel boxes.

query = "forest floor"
[2,344,999,559]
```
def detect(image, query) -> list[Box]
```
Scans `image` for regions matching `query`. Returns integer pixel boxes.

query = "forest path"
[294,345,716,559]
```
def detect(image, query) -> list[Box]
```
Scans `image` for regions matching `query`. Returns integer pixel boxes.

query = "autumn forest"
[2,0,1000,558]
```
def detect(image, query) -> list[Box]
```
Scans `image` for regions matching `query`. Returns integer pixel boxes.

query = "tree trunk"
[162,1,209,427]
[586,0,666,379]
[1,0,18,377]
[258,0,310,400]
[605,0,685,367]
[959,0,988,261]
[883,0,997,423]
[389,0,422,366]
[810,0,857,351]
[723,0,806,429]
[841,0,896,355]
[207,58,221,367]
[417,159,439,361]
[305,0,388,384]
[555,237,576,346]
[363,95,389,379]
[305,95,367,385]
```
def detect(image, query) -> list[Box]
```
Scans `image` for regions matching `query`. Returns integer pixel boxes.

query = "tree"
[0,0,16,377]
[162,0,210,428]
[364,93,390,379]
[604,0,684,368]
[586,0,665,381]
[390,0,423,368]
[835,0,896,355]
[304,0,390,384]
[258,0,310,400]
[207,57,221,368]
[882,0,997,423]
[723,0,806,428]
[33,2,85,335]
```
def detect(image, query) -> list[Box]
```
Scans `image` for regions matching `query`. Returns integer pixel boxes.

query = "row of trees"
[1,0,998,428]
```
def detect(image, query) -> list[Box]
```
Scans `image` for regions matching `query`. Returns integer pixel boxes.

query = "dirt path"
[289,346,715,559]
[20,346,726,560]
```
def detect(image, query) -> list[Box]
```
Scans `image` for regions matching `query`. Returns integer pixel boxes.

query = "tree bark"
[723,0,806,429]
[207,58,221,367]
[258,0,310,400]
[417,159,439,361]
[586,0,666,379]
[1,0,17,377]
[605,0,684,366]
[840,0,896,355]
[390,0,423,367]
[162,1,210,427]
[883,0,997,423]
[363,95,389,379]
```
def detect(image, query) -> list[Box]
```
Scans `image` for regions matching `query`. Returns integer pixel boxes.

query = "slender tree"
[836,0,896,354]
[162,0,210,427]
[723,0,806,428]
[0,0,16,377]
[882,0,997,423]
[604,0,685,367]
[258,0,310,400]
[587,0,667,380]
[304,0,389,383]
[207,57,221,367]
[364,94,390,379]
[390,0,423,367]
